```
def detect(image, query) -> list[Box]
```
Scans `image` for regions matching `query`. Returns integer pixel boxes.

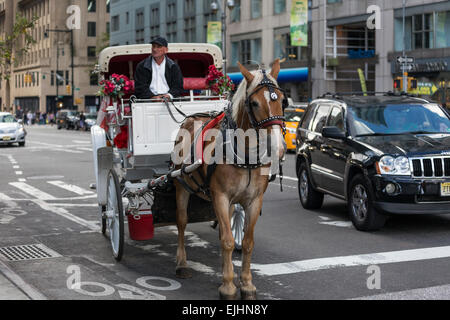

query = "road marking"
[13,165,20,169]
[76,147,93,152]
[50,203,98,207]
[234,245,450,276]
[0,259,47,300]
[9,182,56,200]
[282,176,298,181]
[30,199,97,230]
[72,140,91,144]
[15,171,23,175]
[47,181,94,195]
[18,178,27,182]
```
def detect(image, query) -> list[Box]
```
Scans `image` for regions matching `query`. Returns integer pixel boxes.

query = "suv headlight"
[377,156,410,175]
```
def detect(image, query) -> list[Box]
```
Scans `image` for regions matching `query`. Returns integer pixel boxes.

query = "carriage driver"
[134,36,184,100]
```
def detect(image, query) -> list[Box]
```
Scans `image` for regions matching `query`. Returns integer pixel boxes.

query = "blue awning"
[228,67,308,84]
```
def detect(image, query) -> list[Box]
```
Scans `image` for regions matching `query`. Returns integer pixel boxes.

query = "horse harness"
[175,70,287,198]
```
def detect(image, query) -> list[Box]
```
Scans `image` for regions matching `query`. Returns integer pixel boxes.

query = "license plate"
[2,136,11,141]
[441,182,450,196]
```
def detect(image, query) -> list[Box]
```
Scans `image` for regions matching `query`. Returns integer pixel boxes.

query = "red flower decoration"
[206,65,234,96]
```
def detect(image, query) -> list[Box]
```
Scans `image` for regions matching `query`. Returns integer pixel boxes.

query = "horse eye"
[250,101,259,108]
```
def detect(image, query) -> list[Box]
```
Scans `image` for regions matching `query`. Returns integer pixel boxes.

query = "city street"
[1,125,450,300]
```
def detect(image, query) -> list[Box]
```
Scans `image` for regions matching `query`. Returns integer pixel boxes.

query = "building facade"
[109,0,219,46]
[0,0,110,114]
[312,0,450,99]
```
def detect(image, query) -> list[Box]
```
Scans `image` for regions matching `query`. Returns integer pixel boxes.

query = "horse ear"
[237,61,254,83]
[270,59,281,79]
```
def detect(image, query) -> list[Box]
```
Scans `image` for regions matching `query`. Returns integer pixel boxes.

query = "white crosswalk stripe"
[9,182,56,200]
[47,181,94,195]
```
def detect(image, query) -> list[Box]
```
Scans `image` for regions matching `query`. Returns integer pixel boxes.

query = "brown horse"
[173,59,286,300]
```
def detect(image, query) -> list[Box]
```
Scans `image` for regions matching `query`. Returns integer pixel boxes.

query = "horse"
[172,59,287,300]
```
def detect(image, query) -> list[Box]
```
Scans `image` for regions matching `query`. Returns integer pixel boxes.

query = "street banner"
[207,21,222,49]
[290,0,308,47]
[357,68,368,96]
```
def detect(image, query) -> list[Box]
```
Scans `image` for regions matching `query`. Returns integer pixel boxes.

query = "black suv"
[296,94,450,231]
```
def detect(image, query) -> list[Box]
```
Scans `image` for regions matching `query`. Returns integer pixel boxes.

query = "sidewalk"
[0,272,29,300]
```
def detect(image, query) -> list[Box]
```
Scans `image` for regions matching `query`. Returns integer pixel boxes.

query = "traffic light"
[394,78,402,90]
[66,85,71,94]
[408,77,418,90]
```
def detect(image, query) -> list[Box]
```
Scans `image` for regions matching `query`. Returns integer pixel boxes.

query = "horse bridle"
[244,70,287,134]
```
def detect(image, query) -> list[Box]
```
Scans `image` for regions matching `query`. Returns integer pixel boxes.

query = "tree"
[0,14,37,81]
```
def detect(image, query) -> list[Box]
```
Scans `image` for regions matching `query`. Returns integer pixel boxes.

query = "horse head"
[233,59,287,161]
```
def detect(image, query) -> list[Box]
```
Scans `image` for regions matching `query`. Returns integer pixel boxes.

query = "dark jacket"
[134,55,184,99]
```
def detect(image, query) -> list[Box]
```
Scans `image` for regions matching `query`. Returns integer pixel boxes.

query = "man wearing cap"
[135,37,184,100]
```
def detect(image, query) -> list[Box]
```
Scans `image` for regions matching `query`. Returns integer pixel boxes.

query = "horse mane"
[231,69,279,123]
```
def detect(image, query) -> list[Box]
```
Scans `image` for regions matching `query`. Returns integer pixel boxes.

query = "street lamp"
[210,0,235,75]
[44,28,74,110]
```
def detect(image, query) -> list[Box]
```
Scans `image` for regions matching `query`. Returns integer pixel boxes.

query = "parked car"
[284,105,307,152]
[296,94,450,231]
[56,109,79,130]
[0,112,26,147]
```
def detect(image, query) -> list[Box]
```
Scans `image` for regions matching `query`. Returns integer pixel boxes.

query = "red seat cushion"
[184,77,207,90]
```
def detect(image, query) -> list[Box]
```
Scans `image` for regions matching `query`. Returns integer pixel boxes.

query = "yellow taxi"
[284,106,307,151]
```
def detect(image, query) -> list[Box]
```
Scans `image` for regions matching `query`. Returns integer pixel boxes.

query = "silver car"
[0,112,26,147]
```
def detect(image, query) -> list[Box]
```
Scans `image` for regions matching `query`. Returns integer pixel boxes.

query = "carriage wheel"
[231,204,245,251]
[106,170,124,261]
[99,205,106,235]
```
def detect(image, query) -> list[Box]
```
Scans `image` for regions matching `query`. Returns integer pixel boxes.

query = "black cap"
[150,36,168,47]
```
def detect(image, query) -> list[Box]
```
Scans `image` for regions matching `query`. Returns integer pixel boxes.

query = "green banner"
[207,21,222,49]
[357,68,368,96]
[290,0,308,47]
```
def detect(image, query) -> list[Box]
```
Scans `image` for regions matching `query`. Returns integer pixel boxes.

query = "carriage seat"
[183,77,207,91]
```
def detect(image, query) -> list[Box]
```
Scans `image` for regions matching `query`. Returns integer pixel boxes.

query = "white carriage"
[90,43,245,260]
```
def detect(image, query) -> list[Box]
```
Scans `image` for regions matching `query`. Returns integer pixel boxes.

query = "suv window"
[327,107,345,131]
[300,104,316,130]
[310,105,331,133]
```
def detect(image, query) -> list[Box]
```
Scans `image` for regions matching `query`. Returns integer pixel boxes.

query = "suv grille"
[411,157,450,178]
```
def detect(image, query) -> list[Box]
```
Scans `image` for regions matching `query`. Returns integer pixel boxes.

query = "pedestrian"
[79,112,86,130]
[15,106,23,121]
[27,111,32,126]
[49,112,55,126]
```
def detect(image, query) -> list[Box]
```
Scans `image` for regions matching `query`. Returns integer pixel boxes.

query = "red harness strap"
[195,112,225,163]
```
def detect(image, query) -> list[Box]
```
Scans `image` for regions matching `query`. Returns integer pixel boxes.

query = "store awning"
[228,67,308,85]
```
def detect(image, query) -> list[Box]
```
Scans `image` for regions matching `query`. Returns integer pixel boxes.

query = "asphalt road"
[1,125,450,301]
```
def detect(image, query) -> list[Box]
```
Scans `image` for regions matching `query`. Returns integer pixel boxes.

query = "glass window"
[87,22,96,37]
[230,0,240,23]
[274,0,286,15]
[90,73,98,86]
[111,15,119,32]
[106,0,110,13]
[251,0,262,19]
[87,46,96,57]
[274,32,303,61]
[436,11,450,49]
[311,105,331,133]
[348,104,450,136]
[88,0,96,13]
[327,107,345,131]
[0,114,16,123]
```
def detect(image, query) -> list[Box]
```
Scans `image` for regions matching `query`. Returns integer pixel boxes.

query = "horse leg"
[240,198,263,300]
[175,185,192,279]
[214,195,237,300]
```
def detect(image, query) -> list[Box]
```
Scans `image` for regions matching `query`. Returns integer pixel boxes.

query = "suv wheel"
[298,162,324,209]
[348,174,386,231]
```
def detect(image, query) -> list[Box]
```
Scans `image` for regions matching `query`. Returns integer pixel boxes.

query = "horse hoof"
[240,289,257,300]
[176,267,192,279]
[219,291,238,300]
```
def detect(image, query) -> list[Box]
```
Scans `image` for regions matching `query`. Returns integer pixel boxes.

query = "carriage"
[90,43,246,261]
